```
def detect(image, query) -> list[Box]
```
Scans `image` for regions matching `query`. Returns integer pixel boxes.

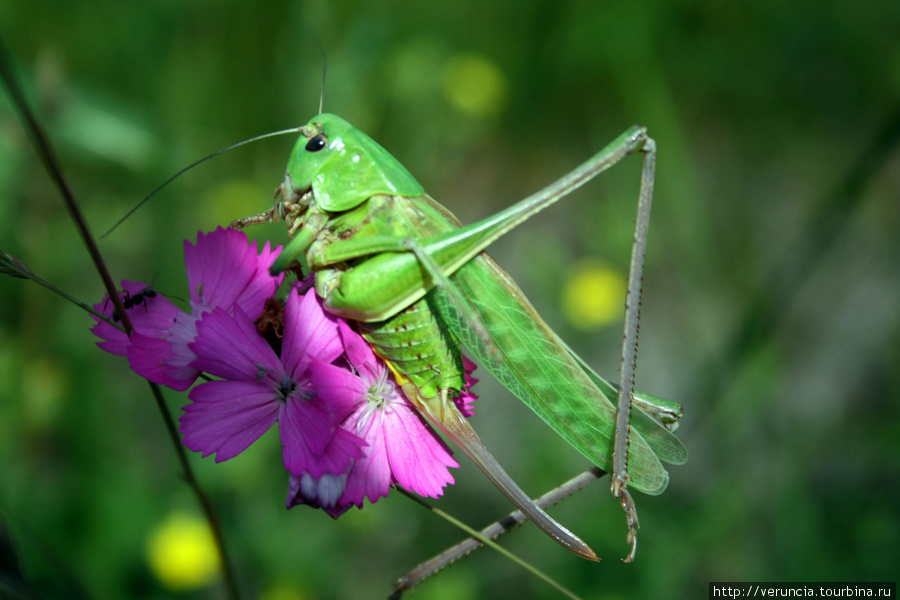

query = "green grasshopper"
[234,113,687,562]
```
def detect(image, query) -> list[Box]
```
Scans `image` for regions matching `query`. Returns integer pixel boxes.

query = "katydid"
[234,113,687,561]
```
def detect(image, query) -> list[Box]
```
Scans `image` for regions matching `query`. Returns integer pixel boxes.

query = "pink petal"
[90,280,182,356]
[91,320,130,356]
[150,312,203,379]
[338,321,380,380]
[455,354,480,418]
[185,227,283,317]
[279,396,365,478]
[180,380,280,461]
[234,239,284,315]
[340,409,393,507]
[384,401,458,498]
[280,291,344,378]
[189,306,282,382]
[122,283,182,332]
[309,359,370,421]
[127,332,198,391]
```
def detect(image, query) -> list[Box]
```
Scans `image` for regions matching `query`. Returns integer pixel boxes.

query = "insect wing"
[566,347,688,467]
[430,253,672,495]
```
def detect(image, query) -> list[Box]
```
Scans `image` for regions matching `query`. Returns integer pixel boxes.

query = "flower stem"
[147,383,242,600]
[0,34,242,600]
[0,36,133,334]
[0,252,125,330]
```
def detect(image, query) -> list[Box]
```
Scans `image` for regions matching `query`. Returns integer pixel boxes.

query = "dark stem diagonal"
[0,33,242,600]
[147,384,242,599]
[0,36,132,334]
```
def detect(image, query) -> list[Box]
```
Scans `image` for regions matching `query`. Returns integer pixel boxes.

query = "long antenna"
[100,127,302,239]
[319,57,327,114]
[312,36,327,114]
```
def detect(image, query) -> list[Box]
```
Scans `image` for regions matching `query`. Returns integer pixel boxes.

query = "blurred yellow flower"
[145,511,221,591]
[442,54,508,118]
[561,260,626,330]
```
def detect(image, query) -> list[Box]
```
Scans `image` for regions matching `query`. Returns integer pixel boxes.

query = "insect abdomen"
[357,295,464,399]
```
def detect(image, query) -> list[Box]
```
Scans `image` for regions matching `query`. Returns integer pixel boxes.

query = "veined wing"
[566,347,688,467]
[430,252,674,495]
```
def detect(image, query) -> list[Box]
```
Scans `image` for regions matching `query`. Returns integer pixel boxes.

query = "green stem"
[1,252,125,329]
[392,483,599,600]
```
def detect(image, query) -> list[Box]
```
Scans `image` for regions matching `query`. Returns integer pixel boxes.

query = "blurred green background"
[1,1,898,599]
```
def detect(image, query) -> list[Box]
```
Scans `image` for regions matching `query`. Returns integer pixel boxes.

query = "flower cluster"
[91,227,477,516]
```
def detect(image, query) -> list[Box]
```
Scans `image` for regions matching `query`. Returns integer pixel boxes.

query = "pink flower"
[287,472,350,518]
[89,226,481,514]
[456,355,479,418]
[288,322,478,515]
[90,227,283,390]
[180,291,366,478]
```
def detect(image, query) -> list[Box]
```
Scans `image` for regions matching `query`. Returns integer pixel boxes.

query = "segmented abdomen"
[357,294,464,399]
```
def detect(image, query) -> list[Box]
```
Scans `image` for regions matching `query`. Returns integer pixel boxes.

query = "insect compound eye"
[305,134,327,153]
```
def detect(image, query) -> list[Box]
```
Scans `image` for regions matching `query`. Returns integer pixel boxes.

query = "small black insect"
[111,287,158,322]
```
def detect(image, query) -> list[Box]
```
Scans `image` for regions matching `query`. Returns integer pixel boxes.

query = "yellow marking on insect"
[372,346,411,386]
